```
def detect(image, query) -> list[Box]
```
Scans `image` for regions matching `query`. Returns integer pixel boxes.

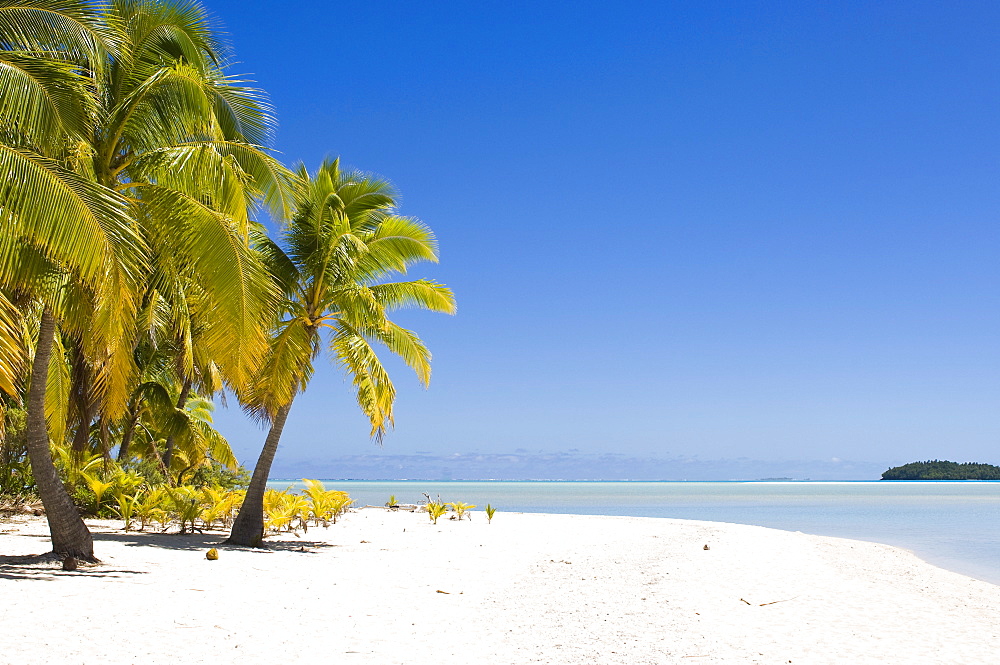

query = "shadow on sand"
[91,528,337,553]
[0,528,334,581]
[0,552,148,582]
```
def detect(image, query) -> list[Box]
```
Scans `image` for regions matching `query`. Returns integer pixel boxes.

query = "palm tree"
[1,0,139,558]
[0,0,291,560]
[225,160,456,547]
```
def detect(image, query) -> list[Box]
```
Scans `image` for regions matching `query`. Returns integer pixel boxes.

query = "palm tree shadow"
[92,530,222,550]
[0,553,148,581]
[91,529,335,553]
[252,539,337,553]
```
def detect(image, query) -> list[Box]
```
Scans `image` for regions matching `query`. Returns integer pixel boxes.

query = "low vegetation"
[426,502,449,524]
[0,444,353,540]
[447,502,476,520]
[409,494,491,523]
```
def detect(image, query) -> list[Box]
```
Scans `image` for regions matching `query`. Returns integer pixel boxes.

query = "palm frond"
[43,324,70,444]
[109,0,224,81]
[0,145,142,293]
[0,51,95,151]
[0,1,107,70]
[204,71,275,147]
[328,321,396,441]
[128,183,276,390]
[359,320,433,387]
[0,289,27,398]
[105,60,221,159]
[242,317,316,421]
[355,214,439,280]
[325,283,387,332]
[369,280,456,315]
[250,225,300,296]
[123,140,296,223]
[203,424,237,468]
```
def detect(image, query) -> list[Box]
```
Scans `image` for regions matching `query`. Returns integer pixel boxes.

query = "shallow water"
[268,479,1000,586]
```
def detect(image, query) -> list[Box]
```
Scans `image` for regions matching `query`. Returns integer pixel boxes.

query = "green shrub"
[0,407,36,503]
[187,461,250,490]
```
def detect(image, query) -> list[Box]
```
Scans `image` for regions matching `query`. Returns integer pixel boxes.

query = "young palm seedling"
[448,502,476,521]
[81,473,116,516]
[199,492,237,531]
[427,502,448,525]
[167,486,205,534]
[220,490,245,528]
[55,449,103,486]
[112,490,143,532]
[135,489,167,531]
[325,492,354,524]
[301,480,352,525]
[301,479,328,506]
[485,504,497,524]
[265,502,298,533]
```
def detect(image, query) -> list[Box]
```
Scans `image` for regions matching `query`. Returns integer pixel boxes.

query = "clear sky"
[205,0,1000,477]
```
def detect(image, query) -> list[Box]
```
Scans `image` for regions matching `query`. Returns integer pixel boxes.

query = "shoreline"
[2,510,998,664]
[267,479,1000,587]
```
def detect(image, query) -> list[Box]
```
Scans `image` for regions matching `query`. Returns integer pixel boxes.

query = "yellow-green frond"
[0,1,107,70]
[0,290,27,398]
[0,145,138,293]
[242,317,316,421]
[127,183,276,390]
[369,280,456,315]
[363,320,433,387]
[328,322,396,441]
[0,51,95,151]
[43,325,69,444]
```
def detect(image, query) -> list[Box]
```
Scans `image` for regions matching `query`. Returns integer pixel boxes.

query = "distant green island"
[881,460,1000,480]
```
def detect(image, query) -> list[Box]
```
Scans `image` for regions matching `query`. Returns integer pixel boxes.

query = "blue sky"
[206,1,1000,477]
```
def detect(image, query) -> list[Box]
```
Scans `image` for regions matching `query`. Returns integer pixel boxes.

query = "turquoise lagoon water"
[267,480,1000,586]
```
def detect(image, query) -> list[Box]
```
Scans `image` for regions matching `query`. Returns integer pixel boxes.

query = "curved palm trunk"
[97,417,112,461]
[25,307,96,561]
[116,407,140,462]
[69,344,95,454]
[163,379,191,481]
[223,401,293,547]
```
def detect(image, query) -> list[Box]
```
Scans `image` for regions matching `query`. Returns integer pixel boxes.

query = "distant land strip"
[266,451,891,482]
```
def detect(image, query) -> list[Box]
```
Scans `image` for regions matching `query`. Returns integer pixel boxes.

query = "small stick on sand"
[759,596,799,606]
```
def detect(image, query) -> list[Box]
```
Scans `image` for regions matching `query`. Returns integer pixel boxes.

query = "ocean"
[267,479,1000,586]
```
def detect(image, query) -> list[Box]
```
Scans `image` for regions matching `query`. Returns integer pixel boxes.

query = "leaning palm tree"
[0,0,291,560]
[225,160,456,547]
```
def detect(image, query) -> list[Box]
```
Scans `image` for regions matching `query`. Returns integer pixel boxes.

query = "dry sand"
[0,509,997,665]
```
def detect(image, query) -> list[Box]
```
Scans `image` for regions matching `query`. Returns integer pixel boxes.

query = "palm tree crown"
[248,158,456,434]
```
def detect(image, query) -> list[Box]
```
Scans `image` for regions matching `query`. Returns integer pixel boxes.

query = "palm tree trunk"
[116,407,140,462]
[223,400,293,548]
[163,379,191,480]
[70,343,94,454]
[97,417,112,462]
[25,307,96,561]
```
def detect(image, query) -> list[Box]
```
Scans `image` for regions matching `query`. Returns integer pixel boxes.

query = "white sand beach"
[1,510,997,665]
